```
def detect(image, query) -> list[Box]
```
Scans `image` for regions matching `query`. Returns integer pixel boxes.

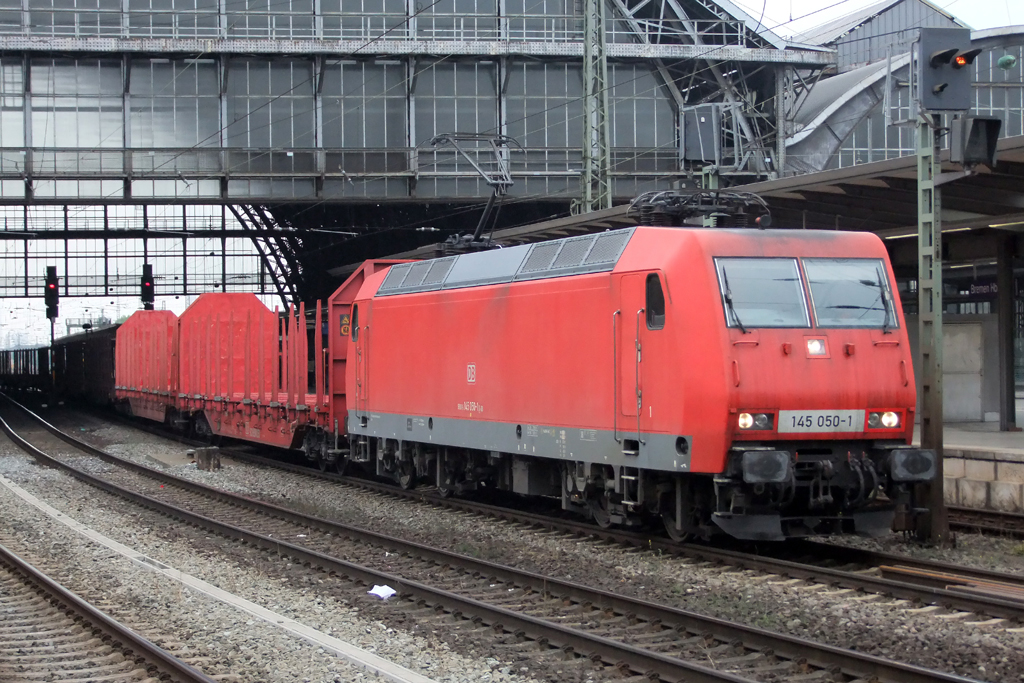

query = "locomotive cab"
[683,242,935,540]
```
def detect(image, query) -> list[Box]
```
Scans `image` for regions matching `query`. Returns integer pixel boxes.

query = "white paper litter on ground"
[368,585,397,600]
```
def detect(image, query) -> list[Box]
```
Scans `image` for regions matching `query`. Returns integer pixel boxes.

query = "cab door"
[617,272,668,452]
[617,274,645,451]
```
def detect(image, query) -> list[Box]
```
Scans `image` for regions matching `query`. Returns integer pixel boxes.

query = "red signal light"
[951,48,982,69]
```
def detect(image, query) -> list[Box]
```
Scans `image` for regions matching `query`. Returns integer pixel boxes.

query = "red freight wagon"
[115,310,178,422]
[114,262,403,466]
[346,225,936,541]
[176,293,325,449]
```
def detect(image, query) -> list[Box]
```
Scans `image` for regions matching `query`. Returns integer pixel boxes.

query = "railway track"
[84,405,1024,622]
[0,539,216,683]
[212,446,1024,620]
[949,506,1024,539]
[0,396,987,683]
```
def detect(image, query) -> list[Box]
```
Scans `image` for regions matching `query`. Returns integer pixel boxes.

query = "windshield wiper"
[875,266,893,334]
[721,269,748,334]
[826,304,885,310]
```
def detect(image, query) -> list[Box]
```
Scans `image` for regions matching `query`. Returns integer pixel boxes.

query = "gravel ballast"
[0,444,546,683]
[16,409,1024,682]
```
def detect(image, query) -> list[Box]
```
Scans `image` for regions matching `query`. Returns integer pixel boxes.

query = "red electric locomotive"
[115,192,935,541]
[344,194,935,541]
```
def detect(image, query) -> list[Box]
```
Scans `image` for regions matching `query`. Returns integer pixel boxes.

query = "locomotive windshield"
[714,257,897,331]
[715,258,810,329]
[804,258,896,329]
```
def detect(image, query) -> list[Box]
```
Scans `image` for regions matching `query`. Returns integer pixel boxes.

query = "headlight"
[738,412,773,430]
[806,338,827,356]
[868,411,901,429]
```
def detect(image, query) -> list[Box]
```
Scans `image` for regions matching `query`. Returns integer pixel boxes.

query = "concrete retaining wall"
[943,448,1024,512]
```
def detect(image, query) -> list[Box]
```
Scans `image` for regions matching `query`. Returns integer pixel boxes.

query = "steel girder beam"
[0,37,830,64]
[610,0,784,50]
[229,205,300,308]
[657,0,769,166]
[607,0,796,176]
[0,229,297,240]
[607,0,691,111]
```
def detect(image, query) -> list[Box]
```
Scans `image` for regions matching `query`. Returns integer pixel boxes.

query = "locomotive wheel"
[318,456,331,473]
[436,448,455,497]
[335,457,350,476]
[398,461,416,490]
[661,510,693,543]
[589,497,614,529]
[661,482,700,542]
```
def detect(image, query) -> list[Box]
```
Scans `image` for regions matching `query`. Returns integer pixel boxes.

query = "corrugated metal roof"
[798,0,967,46]
[799,0,899,45]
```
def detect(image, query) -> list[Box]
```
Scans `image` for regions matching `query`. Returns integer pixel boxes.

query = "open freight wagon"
[114,261,400,464]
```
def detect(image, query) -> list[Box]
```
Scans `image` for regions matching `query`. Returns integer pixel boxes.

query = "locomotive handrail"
[612,309,620,443]
[635,308,645,448]
[364,325,369,410]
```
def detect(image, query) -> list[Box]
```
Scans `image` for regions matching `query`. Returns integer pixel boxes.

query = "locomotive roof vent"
[376,228,636,296]
[379,256,457,294]
[628,190,771,229]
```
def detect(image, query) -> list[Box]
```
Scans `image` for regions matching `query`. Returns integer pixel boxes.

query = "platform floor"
[913,397,1024,457]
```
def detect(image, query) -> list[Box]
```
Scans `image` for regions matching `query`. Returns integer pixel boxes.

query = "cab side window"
[646,273,666,330]
[351,305,359,341]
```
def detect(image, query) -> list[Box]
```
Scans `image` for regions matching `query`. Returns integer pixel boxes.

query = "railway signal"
[913,26,989,546]
[44,266,59,320]
[917,27,980,112]
[141,263,154,310]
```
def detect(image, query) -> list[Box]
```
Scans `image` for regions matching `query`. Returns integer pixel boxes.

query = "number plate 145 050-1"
[777,410,865,433]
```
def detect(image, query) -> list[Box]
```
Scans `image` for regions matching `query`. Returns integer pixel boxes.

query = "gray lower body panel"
[349,411,692,473]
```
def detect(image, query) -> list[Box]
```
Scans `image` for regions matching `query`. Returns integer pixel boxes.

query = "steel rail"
[789,539,1024,589]
[78,405,1024,619]
[0,405,753,683]
[0,540,218,683]
[948,506,1024,539]
[218,447,1024,620]
[0,396,988,683]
